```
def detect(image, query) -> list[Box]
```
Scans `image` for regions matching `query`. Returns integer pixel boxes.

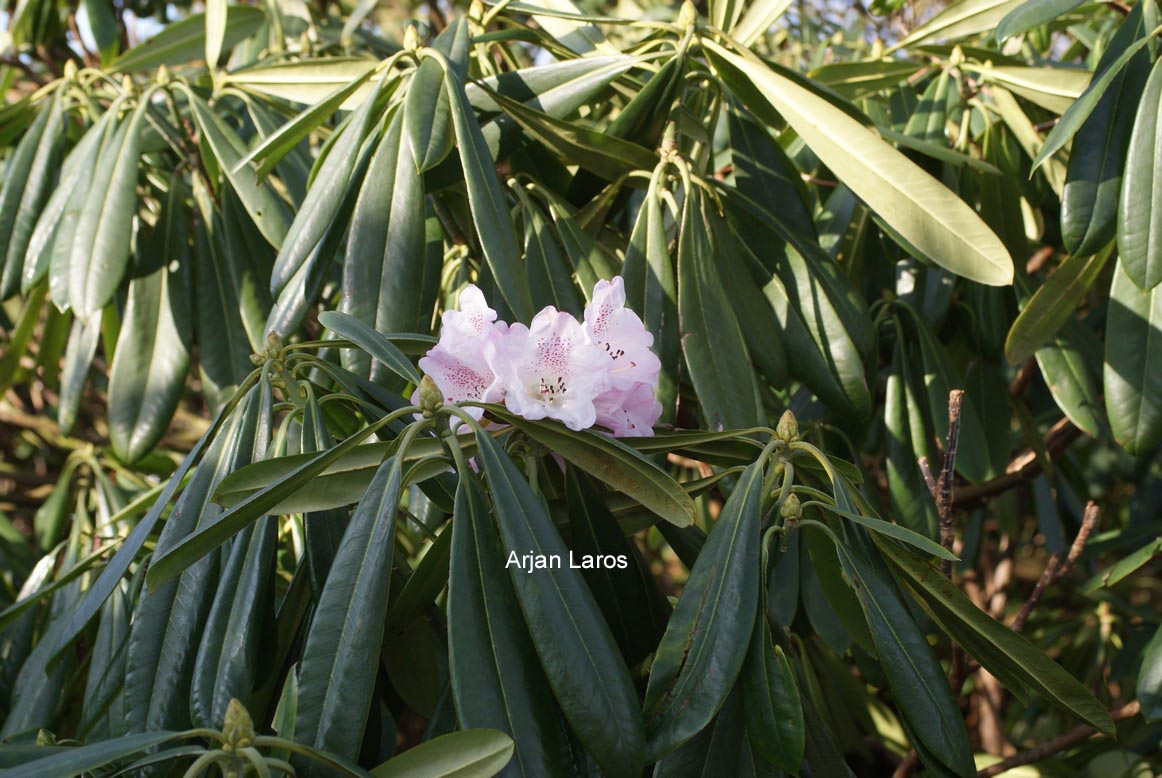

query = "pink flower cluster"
[417,278,663,436]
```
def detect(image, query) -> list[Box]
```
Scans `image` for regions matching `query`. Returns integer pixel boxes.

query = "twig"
[1010,501,1099,633]
[975,700,1140,777]
[937,389,964,578]
[953,418,1081,508]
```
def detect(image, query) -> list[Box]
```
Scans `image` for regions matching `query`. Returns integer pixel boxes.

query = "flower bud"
[403,22,421,52]
[222,698,256,752]
[678,0,697,29]
[775,409,799,443]
[156,64,171,86]
[36,730,56,746]
[63,60,78,80]
[418,375,444,416]
[779,493,801,522]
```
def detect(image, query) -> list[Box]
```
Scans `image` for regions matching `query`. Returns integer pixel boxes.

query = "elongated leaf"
[294,453,404,766]
[678,191,763,430]
[122,400,255,734]
[839,544,974,777]
[739,545,803,772]
[271,88,382,297]
[644,462,764,760]
[1035,324,1104,437]
[891,0,1025,50]
[0,731,191,777]
[21,108,113,295]
[205,0,226,67]
[707,42,1014,286]
[879,538,1116,735]
[68,101,145,318]
[447,472,576,775]
[57,313,101,435]
[1105,258,1162,454]
[371,729,514,777]
[621,177,679,420]
[1118,55,1162,291]
[187,92,291,249]
[110,6,264,72]
[996,0,1086,40]
[0,93,62,299]
[485,407,694,527]
[318,311,421,385]
[1033,6,1157,169]
[107,214,192,463]
[1005,248,1112,364]
[1138,623,1162,723]
[336,110,433,380]
[444,65,534,321]
[474,431,646,777]
[1060,39,1149,257]
[146,413,402,590]
[811,502,957,562]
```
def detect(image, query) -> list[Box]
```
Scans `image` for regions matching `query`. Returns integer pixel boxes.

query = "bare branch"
[975,700,1140,778]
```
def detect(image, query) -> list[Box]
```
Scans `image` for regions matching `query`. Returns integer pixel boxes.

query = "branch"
[975,700,1140,778]
[1010,501,1099,632]
[953,417,1081,508]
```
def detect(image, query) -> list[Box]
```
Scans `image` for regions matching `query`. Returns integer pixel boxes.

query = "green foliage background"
[0,0,1161,775]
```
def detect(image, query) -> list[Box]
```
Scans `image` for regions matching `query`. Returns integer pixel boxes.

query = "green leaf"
[270,88,382,297]
[879,538,1116,736]
[733,0,793,46]
[839,544,974,777]
[337,110,434,380]
[110,6,264,72]
[21,108,113,296]
[146,413,402,591]
[123,394,259,733]
[1104,258,1162,454]
[485,407,695,527]
[707,42,1014,286]
[187,91,291,249]
[622,177,680,420]
[0,92,63,299]
[884,338,939,539]
[57,312,101,436]
[294,453,405,764]
[1080,536,1162,593]
[1035,323,1104,438]
[205,0,226,67]
[1033,6,1158,170]
[318,311,421,385]
[107,205,192,463]
[1005,247,1113,364]
[444,65,534,321]
[447,472,576,774]
[233,64,380,177]
[996,0,1086,40]
[1137,623,1162,723]
[474,430,646,777]
[406,21,467,173]
[738,548,803,771]
[678,190,764,430]
[809,502,958,562]
[890,0,1026,51]
[643,462,764,761]
[0,731,194,777]
[1060,39,1150,257]
[68,101,145,318]
[371,729,514,777]
[1118,55,1162,291]
[565,468,668,666]
[484,85,657,180]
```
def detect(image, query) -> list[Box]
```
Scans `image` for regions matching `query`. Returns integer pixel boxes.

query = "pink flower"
[582,277,661,391]
[594,382,662,437]
[486,306,611,431]
[416,285,506,421]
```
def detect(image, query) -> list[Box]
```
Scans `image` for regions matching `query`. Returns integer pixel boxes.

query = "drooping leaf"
[643,462,764,761]
[1104,258,1162,454]
[1118,55,1162,291]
